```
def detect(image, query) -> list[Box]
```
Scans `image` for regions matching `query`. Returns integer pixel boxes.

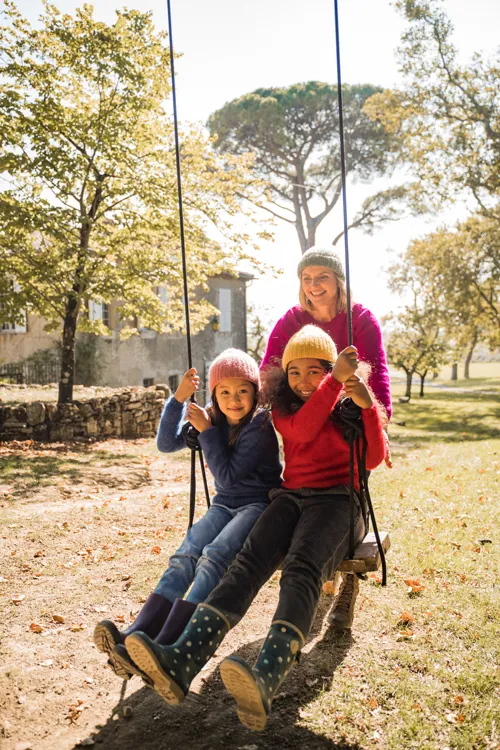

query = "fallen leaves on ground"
[66,699,85,724]
[404,578,425,595]
[397,611,414,625]
[322,580,337,596]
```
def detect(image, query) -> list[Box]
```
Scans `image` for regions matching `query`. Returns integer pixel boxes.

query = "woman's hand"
[186,403,212,432]
[344,375,373,409]
[174,368,200,403]
[383,428,393,468]
[332,346,359,384]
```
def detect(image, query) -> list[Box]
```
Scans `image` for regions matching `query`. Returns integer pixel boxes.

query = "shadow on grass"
[0,449,148,499]
[390,391,500,446]
[76,598,359,750]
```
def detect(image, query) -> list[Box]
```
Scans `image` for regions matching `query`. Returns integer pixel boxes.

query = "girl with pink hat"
[93,348,281,681]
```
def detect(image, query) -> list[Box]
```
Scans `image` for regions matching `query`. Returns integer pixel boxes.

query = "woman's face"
[301,265,338,309]
[215,378,255,425]
[287,358,328,401]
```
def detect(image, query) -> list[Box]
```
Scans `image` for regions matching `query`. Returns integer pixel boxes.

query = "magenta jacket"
[260,303,392,419]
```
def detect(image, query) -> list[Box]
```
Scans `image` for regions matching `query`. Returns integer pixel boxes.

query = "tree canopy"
[365,0,500,220]
[385,304,449,399]
[386,213,499,384]
[389,216,500,357]
[0,2,262,402]
[208,81,406,253]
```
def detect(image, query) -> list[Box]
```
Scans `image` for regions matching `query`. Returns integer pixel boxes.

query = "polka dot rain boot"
[125,603,230,706]
[220,620,304,731]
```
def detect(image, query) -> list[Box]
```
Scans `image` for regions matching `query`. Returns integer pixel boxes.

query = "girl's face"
[215,378,255,425]
[287,358,328,401]
[301,265,338,308]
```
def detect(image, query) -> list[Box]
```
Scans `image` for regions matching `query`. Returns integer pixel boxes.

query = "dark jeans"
[205,487,366,639]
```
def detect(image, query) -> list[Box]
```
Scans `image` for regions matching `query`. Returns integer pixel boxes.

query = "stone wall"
[0,385,169,443]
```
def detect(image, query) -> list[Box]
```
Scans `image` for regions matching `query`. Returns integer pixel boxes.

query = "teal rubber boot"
[125,603,230,705]
[220,620,304,731]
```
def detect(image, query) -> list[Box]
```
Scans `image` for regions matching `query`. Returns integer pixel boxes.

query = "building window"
[143,377,155,387]
[0,280,27,333]
[218,288,232,332]
[154,286,169,304]
[0,315,26,333]
[89,300,110,328]
[168,374,179,392]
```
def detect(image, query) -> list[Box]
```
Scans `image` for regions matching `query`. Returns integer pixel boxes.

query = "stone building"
[0,272,252,401]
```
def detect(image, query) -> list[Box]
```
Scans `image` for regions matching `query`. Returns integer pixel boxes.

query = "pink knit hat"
[209,349,261,393]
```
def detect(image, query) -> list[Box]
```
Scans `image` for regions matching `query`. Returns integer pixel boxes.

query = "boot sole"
[220,658,268,732]
[109,648,153,686]
[93,622,121,656]
[125,634,185,706]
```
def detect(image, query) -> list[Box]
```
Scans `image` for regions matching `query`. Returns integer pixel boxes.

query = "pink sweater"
[261,303,392,419]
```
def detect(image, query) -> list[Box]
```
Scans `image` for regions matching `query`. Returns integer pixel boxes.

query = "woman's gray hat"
[297,246,346,281]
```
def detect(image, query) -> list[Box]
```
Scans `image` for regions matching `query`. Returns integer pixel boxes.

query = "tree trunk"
[58,298,79,403]
[419,370,428,398]
[451,363,458,381]
[405,369,413,399]
[58,218,93,403]
[464,329,478,379]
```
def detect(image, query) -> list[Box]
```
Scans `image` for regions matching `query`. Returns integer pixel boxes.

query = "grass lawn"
[0,377,498,749]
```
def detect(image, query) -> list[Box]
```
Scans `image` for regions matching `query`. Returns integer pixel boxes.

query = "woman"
[261,246,392,420]
[260,246,392,630]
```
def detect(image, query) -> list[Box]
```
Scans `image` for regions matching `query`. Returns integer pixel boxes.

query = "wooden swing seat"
[337,531,391,574]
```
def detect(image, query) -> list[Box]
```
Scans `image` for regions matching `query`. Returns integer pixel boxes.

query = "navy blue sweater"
[156,396,282,509]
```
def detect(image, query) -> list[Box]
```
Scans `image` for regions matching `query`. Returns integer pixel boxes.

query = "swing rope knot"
[331,396,387,586]
[332,396,363,442]
[182,423,201,451]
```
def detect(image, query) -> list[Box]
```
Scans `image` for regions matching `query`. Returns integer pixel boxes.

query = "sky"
[14,0,500,328]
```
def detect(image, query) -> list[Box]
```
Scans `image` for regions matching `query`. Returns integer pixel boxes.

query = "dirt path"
[1,439,363,750]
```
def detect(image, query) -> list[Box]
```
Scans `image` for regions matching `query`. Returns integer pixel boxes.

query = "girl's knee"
[196,549,226,574]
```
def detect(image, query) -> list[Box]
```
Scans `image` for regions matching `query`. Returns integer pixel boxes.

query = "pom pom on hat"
[297,246,345,280]
[209,348,260,393]
[282,325,337,372]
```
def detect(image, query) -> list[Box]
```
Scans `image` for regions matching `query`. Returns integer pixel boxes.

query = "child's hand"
[174,368,200,403]
[186,403,212,432]
[344,375,373,409]
[332,346,359,384]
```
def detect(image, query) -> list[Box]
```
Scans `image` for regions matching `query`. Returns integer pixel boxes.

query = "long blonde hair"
[298,271,350,316]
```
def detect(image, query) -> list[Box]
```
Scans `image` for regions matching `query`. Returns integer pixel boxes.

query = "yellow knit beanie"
[282,325,337,371]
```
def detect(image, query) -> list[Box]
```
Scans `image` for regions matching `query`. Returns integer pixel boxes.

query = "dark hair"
[267,360,333,417]
[209,383,259,447]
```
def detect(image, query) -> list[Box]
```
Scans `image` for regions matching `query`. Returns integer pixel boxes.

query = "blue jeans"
[154,501,268,605]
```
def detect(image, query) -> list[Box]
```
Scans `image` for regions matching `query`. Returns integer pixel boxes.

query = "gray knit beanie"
[297,246,346,281]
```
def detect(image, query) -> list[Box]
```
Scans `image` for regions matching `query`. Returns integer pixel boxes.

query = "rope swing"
[166,0,210,528]
[165,0,388,581]
[333,0,387,585]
